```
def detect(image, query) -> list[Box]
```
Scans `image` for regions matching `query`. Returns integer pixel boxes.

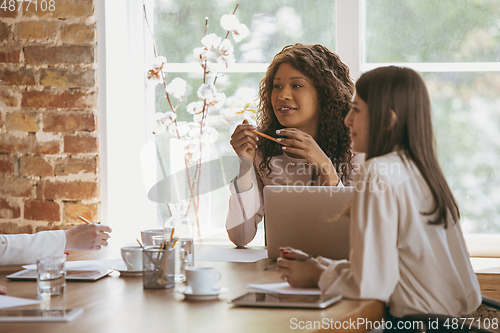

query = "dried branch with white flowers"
[144,3,255,239]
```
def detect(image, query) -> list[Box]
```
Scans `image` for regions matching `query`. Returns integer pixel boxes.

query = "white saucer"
[176,286,228,300]
[111,265,143,277]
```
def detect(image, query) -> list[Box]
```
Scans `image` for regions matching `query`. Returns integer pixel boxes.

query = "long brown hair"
[256,43,354,181]
[356,66,459,227]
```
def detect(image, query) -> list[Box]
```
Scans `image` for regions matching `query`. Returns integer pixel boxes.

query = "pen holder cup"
[142,246,175,289]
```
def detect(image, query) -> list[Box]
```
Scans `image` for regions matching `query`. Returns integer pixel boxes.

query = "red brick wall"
[0,0,99,234]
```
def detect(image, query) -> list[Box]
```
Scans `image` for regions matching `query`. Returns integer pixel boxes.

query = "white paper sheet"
[247,282,322,295]
[23,259,123,271]
[194,248,267,263]
[0,295,40,309]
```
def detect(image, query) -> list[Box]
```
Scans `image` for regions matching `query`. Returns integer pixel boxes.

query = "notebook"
[264,185,354,260]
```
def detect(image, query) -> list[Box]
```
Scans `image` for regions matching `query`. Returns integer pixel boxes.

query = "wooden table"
[477,274,500,301]
[0,246,385,333]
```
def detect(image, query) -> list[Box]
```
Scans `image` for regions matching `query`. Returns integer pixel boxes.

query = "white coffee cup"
[151,235,163,246]
[185,267,221,294]
[141,229,164,246]
[121,246,143,271]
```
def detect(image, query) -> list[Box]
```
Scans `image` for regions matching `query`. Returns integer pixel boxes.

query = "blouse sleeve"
[0,230,66,266]
[225,164,265,247]
[318,169,399,303]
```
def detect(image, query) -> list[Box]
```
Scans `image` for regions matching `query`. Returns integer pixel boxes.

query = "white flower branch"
[144,2,252,239]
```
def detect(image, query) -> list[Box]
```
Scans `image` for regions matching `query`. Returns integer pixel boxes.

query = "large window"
[102,0,500,254]
[361,0,500,239]
[360,0,500,255]
[148,0,337,244]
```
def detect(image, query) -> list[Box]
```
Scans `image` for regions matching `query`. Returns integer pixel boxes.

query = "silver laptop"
[264,186,354,260]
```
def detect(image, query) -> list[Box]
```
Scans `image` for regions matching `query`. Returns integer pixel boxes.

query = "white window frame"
[100,0,500,255]
[98,0,157,244]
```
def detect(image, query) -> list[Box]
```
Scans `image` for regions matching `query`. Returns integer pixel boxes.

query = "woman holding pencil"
[226,44,360,247]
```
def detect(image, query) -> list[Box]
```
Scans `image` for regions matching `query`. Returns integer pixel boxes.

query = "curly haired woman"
[226,44,363,246]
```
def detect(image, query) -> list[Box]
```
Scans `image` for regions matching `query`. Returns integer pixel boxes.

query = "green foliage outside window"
[153,0,500,233]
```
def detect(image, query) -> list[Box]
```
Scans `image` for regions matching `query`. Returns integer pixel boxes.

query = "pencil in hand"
[264,254,316,271]
[76,215,92,224]
[251,130,289,146]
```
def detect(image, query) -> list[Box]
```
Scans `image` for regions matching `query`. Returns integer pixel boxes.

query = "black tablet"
[230,292,342,309]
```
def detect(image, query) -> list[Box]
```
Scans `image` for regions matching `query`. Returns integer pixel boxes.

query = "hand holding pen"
[271,247,327,288]
[264,253,315,271]
[230,120,259,163]
[64,216,112,251]
[230,120,290,162]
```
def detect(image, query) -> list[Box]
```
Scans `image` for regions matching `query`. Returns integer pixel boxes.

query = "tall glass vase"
[167,137,205,241]
[164,200,194,282]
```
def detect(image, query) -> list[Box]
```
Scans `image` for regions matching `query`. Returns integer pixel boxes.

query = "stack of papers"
[23,259,123,271]
[195,248,267,263]
[0,295,40,309]
[247,282,322,295]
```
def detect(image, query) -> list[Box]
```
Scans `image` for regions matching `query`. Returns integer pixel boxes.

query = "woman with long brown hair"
[278,66,481,329]
[226,43,359,246]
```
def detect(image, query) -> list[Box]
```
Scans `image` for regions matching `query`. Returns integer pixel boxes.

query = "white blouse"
[0,230,66,266]
[317,151,481,317]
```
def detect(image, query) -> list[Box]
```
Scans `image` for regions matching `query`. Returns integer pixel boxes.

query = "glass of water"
[176,237,194,282]
[165,201,194,282]
[36,257,66,296]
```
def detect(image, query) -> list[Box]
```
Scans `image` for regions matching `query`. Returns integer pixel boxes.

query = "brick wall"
[0,0,99,234]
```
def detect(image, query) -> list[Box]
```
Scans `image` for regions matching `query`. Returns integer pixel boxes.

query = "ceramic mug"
[121,246,143,271]
[140,229,163,246]
[150,227,174,247]
[151,235,163,246]
[185,267,221,294]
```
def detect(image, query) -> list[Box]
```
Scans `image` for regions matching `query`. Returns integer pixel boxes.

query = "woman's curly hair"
[256,43,354,182]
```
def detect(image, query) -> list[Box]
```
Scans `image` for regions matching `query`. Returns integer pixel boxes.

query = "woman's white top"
[0,230,66,266]
[318,151,481,317]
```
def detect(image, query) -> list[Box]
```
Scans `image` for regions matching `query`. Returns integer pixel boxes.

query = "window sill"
[465,234,500,258]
